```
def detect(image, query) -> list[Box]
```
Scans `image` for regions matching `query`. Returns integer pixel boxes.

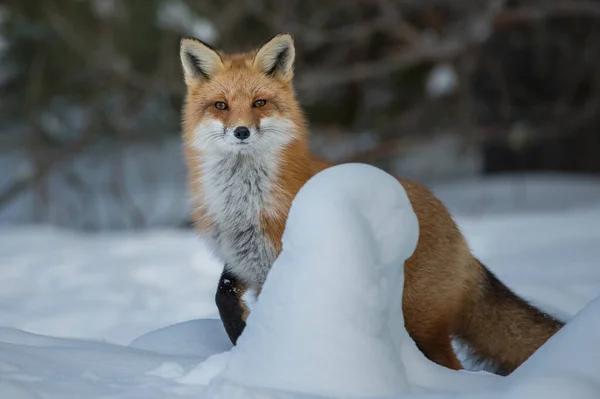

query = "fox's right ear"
[180,37,223,85]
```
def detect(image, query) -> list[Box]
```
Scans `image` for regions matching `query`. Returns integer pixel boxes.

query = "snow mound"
[129,319,231,358]
[0,163,599,398]
[219,163,419,398]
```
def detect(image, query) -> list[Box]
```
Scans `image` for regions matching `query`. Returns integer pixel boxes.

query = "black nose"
[233,126,251,140]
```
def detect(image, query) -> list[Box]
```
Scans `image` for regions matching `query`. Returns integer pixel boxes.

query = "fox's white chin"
[192,117,297,155]
[226,142,254,153]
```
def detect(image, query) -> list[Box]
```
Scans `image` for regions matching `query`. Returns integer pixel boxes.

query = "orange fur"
[180,34,564,375]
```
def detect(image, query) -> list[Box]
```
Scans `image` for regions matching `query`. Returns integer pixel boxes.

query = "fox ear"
[254,33,295,80]
[180,37,223,85]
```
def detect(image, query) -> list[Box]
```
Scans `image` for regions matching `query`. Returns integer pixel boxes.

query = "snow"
[0,227,222,344]
[0,164,599,398]
[426,63,458,98]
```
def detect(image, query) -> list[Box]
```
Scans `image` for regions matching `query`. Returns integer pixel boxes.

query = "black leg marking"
[215,267,247,345]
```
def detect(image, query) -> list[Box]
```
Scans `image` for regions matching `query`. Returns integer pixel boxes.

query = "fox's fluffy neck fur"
[193,119,313,288]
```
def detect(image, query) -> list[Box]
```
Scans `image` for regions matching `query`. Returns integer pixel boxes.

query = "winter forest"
[0,1,600,398]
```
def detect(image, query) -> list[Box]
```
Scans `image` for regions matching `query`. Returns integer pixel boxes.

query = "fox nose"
[233,126,251,140]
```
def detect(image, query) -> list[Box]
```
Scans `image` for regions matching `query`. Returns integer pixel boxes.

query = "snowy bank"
[0,164,599,398]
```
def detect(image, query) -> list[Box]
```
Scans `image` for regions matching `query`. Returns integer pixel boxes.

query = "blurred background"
[1,0,600,231]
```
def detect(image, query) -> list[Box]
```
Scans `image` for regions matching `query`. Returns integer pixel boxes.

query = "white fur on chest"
[199,153,279,287]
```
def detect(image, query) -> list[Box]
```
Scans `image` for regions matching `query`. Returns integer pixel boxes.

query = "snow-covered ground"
[0,165,599,398]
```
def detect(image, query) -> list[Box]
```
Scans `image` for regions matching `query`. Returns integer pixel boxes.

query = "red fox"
[178,33,564,375]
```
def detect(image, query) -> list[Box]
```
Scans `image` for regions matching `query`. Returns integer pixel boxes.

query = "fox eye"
[253,99,267,108]
[215,101,228,110]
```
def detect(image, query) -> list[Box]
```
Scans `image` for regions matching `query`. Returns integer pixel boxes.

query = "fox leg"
[411,332,463,371]
[215,267,249,345]
[404,305,464,370]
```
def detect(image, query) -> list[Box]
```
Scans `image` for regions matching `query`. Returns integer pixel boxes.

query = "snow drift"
[219,163,419,398]
[0,163,599,398]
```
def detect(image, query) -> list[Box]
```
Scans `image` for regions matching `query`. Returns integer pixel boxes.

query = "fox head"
[179,33,306,156]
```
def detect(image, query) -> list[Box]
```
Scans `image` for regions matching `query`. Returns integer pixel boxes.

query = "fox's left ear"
[254,33,295,80]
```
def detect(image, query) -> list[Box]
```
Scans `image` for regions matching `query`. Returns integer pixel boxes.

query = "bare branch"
[296,38,466,91]
[494,1,600,27]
